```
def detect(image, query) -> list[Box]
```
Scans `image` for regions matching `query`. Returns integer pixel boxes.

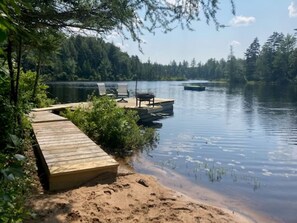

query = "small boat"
[184,85,206,91]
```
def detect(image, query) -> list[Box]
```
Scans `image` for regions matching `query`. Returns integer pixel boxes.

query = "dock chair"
[117,83,129,102]
[97,83,114,97]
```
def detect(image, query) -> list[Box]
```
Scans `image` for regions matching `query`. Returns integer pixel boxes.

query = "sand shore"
[26,164,253,223]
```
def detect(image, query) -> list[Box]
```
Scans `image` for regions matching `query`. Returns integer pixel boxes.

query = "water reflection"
[48,82,98,103]
[48,81,297,223]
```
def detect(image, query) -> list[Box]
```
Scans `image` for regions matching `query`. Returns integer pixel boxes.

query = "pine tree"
[245,38,260,81]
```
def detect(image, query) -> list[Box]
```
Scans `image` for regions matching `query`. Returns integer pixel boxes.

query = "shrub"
[0,135,31,223]
[0,96,16,150]
[0,70,53,149]
[64,96,158,156]
[19,70,54,109]
[0,69,54,222]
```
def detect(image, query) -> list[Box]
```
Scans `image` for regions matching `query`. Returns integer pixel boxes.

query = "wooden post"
[135,74,138,106]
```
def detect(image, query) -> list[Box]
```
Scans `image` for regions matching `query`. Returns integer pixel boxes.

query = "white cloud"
[105,31,121,40]
[115,42,129,51]
[105,32,128,50]
[165,0,177,4]
[230,40,241,47]
[64,27,100,37]
[288,2,297,18]
[229,16,256,27]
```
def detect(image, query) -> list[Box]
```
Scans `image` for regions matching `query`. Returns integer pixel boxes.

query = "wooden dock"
[31,97,174,122]
[116,97,174,122]
[30,111,119,191]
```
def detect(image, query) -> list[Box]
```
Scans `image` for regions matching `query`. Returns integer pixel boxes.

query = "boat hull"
[184,85,206,91]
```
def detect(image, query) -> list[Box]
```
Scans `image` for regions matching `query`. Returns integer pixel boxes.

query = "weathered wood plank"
[31,102,91,112]
[49,159,118,175]
[38,143,97,151]
[42,147,107,156]
[31,112,118,191]
[30,111,67,123]
[37,140,94,148]
[36,135,91,143]
[50,168,117,191]
[43,150,106,160]
[41,146,104,155]
[45,152,109,163]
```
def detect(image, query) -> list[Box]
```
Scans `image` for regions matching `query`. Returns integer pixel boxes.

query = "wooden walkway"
[30,111,118,191]
[31,97,174,122]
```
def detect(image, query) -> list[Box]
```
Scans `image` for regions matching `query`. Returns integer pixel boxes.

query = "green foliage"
[23,31,296,84]
[0,68,53,149]
[0,0,21,47]
[0,136,30,223]
[245,38,260,81]
[186,32,297,83]
[19,70,54,109]
[0,68,53,222]
[64,96,157,156]
[0,74,19,149]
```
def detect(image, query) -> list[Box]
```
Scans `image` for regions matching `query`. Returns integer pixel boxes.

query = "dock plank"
[42,146,104,156]
[49,159,118,175]
[30,111,67,123]
[31,113,118,191]
[45,152,109,164]
[39,143,97,151]
[31,102,91,112]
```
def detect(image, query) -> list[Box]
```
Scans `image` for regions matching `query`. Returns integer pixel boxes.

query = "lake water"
[48,81,297,223]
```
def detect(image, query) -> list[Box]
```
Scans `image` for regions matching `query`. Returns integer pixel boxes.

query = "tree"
[273,34,296,82]
[130,55,142,79]
[191,58,197,68]
[98,55,112,81]
[29,30,63,99]
[288,48,297,81]
[245,37,260,81]
[2,0,236,102]
[226,46,244,83]
[257,32,284,81]
[227,45,236,82]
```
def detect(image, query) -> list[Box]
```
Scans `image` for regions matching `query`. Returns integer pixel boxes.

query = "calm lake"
[48,81,297,223]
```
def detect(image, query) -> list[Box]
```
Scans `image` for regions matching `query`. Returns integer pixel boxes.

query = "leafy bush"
[0,72,22,149]
[64,96,158,156]
[19,70,54,109]
[0,96,16,150]
[0,135,31,223]
[1,70,53,149]
[0,68,54,222]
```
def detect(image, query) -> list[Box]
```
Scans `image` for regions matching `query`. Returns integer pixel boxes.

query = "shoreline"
[27,162,256,223]
[128,156,280,223]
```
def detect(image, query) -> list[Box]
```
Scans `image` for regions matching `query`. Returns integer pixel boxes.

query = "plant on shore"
[64,96,158,156]
[0,69,53,222]
[0,135,31,223]
[19,70,55,109]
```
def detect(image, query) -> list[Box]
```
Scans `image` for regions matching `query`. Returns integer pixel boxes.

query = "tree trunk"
[32,50,42,100]
[7,37,15,105]
[15,37,22,107]
[15,37,24,131]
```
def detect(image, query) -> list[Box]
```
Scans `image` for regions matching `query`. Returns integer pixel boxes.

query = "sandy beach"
[26,163,253,223]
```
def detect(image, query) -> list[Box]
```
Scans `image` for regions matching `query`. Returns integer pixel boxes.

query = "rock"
[137,179,149,187]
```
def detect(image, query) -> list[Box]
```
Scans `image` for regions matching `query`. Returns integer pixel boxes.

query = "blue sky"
[108,0,297,65]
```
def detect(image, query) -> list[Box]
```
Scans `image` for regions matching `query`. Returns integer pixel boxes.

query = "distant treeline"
[197,32,297,84]
[22,32,297,83]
